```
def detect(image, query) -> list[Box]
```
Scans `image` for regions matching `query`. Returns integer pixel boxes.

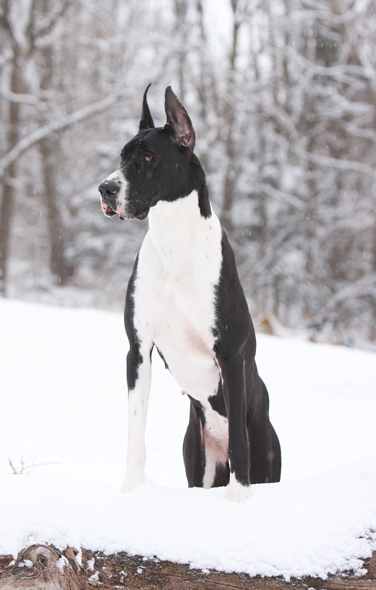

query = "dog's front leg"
[120,343,152,493]
[217,353,252,502]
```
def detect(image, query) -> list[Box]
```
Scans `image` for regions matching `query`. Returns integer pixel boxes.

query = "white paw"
[120,471,144,494]
[226,476,252,502]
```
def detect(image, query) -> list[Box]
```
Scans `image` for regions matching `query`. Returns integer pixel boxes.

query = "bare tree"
[1,0,375,346]
[0,0,26,294]
[0,0,73,292]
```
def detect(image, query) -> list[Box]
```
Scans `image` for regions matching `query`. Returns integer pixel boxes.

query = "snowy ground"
[0,298,375,579]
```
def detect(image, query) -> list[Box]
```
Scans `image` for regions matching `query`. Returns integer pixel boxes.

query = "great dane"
[98,86,281,501]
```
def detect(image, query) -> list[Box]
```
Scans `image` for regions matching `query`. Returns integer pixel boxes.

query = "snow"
[0,298,376,580]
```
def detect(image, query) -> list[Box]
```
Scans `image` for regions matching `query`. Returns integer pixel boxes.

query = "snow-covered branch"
[310,273,376,330]
[256,183,305,210]
[0,87,42,105]
[0,90,126,179]
[0,48,14,69]
[301,150,376,179]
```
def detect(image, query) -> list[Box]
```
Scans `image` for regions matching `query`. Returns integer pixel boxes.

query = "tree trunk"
[0,162,15,296]
[173,0,188,104]
[0,54,22,296]
[39,136,72,285]
[39,22,72,286]
[221,0,241,235]
[1,546,375,589]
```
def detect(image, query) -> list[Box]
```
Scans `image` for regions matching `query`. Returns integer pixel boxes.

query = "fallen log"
[0,546,84,589]
[0,546,375,589]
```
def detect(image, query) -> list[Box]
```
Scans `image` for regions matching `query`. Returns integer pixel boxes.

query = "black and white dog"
[98,86,281,501]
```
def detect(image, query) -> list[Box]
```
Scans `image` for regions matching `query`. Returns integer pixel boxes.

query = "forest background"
[1,0,376,349]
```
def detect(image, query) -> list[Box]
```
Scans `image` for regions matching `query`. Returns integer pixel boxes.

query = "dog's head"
[98,85,196,221]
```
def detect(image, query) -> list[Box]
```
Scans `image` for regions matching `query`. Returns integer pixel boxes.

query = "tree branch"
[301,150,376,179]
[256,183,305,210]
[0,87,42,105]
[0,90,126,179]
[31,0,72,49]
[0,48,14,70]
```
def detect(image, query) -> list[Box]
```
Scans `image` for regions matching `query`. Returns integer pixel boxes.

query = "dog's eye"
[145,154,153,162]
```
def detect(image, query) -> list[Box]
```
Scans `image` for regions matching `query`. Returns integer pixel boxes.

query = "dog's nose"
[98,179,121,198]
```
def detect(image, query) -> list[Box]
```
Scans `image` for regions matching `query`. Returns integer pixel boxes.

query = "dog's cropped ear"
[164,86,195,152]
[139,84,155,131]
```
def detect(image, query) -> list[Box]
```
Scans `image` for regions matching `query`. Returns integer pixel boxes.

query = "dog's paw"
[226,477,252,502]
[120,472,144,494]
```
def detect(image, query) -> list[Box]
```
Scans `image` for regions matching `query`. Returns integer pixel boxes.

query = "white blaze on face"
[103,169,129,217]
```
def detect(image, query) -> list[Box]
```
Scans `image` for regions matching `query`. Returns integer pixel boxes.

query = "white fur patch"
[103,169,129,216]
[227,473,252,502]
[133,191,222,401]
[203,406,228,488]
[121,351,151,493]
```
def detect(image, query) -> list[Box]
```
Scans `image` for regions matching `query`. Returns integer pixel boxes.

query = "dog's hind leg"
[183,402,205,488]
[248,419,281,484]
[247,379,282,484]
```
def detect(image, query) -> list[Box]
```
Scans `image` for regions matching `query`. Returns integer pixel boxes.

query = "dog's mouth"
[101,198,149,221]
[101,201,116,217]
[101,199,126,220]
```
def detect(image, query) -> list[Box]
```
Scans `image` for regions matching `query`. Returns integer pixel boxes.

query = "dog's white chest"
[132,192,222,400]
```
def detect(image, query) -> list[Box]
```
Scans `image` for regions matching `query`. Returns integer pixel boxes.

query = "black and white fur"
[98,86,281,501]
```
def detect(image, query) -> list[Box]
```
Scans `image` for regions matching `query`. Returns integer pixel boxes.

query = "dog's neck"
[148,190,211,239]
[146,190,217,272]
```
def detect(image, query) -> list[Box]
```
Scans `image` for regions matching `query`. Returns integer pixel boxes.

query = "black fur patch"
[124,257,143,391]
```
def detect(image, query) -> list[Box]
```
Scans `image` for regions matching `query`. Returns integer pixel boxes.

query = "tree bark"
[1,546,375,590]
[0,546,84,589]
[39,135,72,285]
[38,7,72,286]
[221,0,243,236]
[0,52,22,295]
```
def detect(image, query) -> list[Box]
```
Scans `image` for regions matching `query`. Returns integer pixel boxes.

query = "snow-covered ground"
[0,298,375,579]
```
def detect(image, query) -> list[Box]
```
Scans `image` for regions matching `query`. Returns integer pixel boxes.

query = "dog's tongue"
[103,203,113,215]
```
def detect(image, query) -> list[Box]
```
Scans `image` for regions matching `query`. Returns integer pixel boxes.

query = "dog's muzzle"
[98,178,124,219]
[98,173,150,221]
